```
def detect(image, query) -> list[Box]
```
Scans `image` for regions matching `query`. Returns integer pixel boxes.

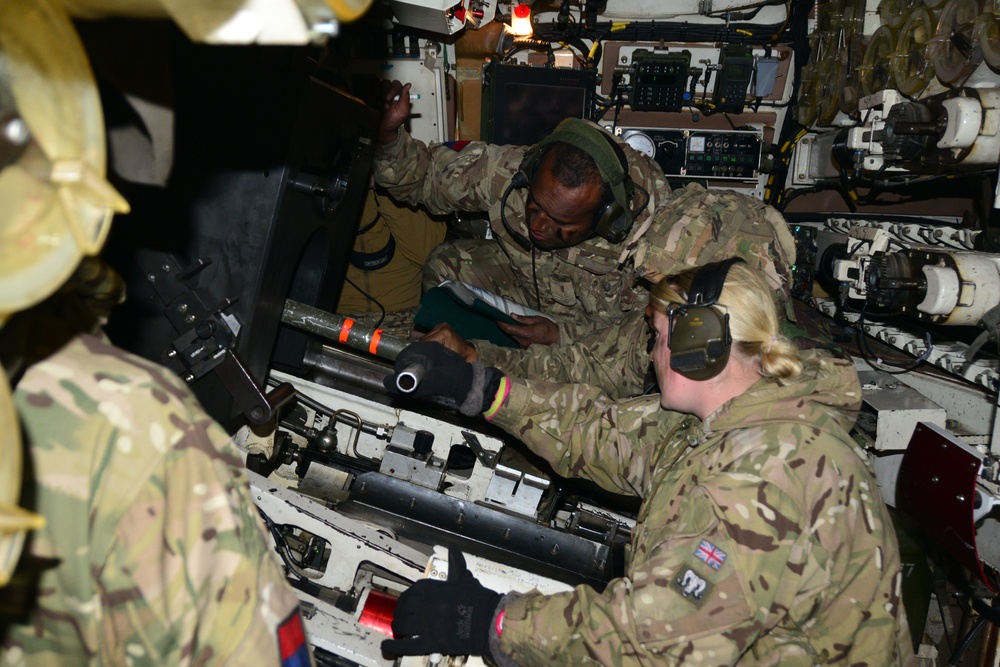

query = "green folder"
[415,282,523,348]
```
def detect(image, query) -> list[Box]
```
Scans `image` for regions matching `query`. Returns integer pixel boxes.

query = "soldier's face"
[525,158,604,250]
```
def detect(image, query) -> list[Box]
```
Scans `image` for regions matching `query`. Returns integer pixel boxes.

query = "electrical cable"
[703,2,779,21]
[765,125,808,206]
[343,193,390,327]
[856,301,934,374]
[837,163,860,210]
[769,0,794,42]
[500,176,543,311]
[530,244,542,310]
[853,174,969,205]
[259,508,312,580]
[343,276,386,329]
[499,177,532,249]
[947,596,1000,666]
[763,0,812,206]
[779,180,856,212]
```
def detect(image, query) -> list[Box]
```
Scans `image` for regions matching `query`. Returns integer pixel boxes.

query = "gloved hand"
[382,546,502,657]
[384,341,503,417]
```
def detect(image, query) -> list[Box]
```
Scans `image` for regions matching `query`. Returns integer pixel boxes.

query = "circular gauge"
[621,130,656,158]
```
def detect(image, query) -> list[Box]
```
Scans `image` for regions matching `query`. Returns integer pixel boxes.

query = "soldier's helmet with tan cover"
[0,0,129,586]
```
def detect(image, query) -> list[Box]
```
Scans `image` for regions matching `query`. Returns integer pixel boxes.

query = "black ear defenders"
[502,119,639,247]
[667,257,745,381]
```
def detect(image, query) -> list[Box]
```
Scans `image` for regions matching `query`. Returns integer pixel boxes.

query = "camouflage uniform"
[464,181,799,396]
[485,351,915,666]
[477,309,652,398]
[372,125,673,341]
[475,300,842,400]
[630,182,796,297]
[2,334,310,667]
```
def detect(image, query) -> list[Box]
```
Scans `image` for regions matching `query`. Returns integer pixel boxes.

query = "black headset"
[500,119,640,248]
[667,257,745,381]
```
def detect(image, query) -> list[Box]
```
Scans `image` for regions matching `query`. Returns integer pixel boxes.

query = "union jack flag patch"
[695,540,727,570]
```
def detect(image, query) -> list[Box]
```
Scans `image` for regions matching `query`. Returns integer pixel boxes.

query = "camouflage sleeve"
[99,403,307,665]
[476,311,650,398]
[496,484,763,665]
[495,421,911,666]
[372,128,520,216]
[489,379,690,495]
[8,334,309,666]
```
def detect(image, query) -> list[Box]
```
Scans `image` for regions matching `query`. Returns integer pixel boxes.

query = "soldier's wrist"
[483,375,510,420]
[377,126,401,147]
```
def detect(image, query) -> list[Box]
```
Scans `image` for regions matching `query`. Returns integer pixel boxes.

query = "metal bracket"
[137,251,293,424]
[462,431,497,468]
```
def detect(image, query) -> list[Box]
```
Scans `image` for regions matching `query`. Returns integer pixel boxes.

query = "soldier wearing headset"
[375,80,668,348]
[380,258,915,666]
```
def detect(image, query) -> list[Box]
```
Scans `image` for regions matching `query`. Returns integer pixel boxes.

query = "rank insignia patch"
[695,539,727,570]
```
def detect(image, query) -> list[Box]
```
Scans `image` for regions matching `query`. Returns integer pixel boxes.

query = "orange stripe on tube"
[339,318,354,343]
[369,329,383,355]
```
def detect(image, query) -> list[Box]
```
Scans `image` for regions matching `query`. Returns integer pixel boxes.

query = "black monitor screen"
[500,82,587,146]
[483,61,595,146]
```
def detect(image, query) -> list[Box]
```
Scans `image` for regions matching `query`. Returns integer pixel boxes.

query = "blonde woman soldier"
[380,258,915,667]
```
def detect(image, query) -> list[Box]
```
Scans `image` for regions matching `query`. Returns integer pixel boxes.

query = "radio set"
[620,128,763,180]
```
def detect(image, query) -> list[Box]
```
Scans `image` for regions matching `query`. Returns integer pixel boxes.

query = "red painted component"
[358,589,399,637]
[897,422,998,592]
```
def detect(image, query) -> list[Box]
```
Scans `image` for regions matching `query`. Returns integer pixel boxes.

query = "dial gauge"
[621,130,656,157]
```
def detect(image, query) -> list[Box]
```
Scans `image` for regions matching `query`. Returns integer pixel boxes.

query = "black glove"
[382,546,502,657]
[384,341,502,417]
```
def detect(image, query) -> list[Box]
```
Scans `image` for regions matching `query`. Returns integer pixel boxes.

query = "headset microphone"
[499,175,532,250]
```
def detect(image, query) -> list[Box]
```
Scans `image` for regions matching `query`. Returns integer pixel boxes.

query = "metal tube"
[301,342,394,397]
[281,299,409,360]
[395,362,426,394]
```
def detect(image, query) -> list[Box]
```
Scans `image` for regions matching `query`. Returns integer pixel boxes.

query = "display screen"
[483,61,595,146]
[500,82,587,146]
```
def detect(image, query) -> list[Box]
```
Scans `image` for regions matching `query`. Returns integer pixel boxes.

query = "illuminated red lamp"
[509,3,532,35]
